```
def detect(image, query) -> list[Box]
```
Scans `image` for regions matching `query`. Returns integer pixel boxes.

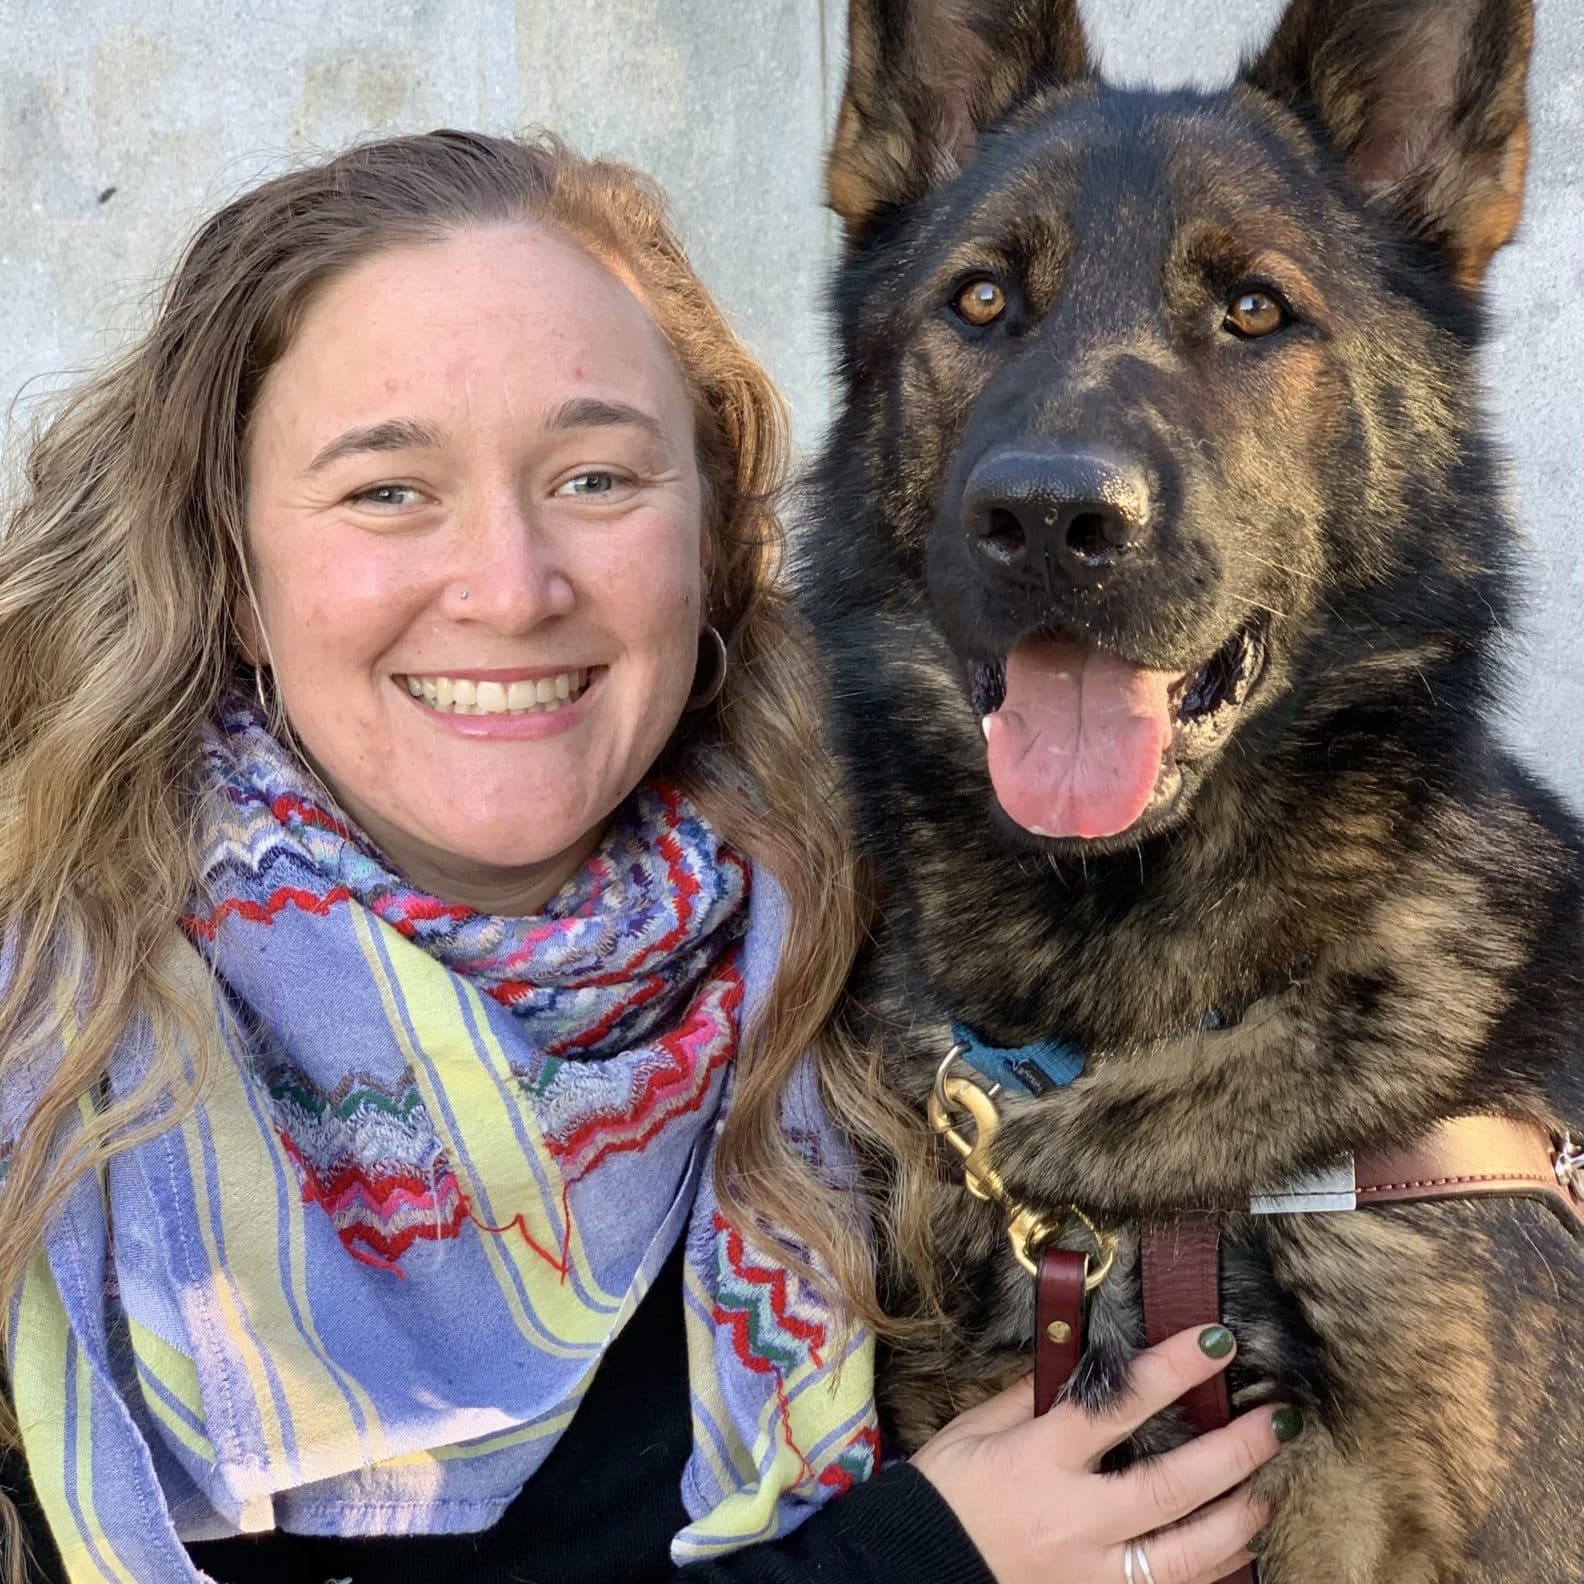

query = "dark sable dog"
[800,0,1584,1578]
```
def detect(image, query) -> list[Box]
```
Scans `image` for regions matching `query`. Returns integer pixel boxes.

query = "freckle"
[572,365,584,381]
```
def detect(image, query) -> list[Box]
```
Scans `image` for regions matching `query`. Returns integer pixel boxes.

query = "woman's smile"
[395,664,603,739]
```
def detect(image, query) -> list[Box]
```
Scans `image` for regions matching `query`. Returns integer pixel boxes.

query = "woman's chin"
[374,801,614,910]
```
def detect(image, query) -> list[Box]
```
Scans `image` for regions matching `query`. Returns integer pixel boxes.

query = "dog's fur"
[800,1,1584,1577]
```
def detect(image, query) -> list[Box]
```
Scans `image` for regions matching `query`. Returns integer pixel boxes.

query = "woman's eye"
[556,470,629,498]
[1223,288,1291,340]
[349,483,425,509]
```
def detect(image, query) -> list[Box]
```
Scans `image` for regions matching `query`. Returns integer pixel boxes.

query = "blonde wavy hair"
[0,129,928,1582]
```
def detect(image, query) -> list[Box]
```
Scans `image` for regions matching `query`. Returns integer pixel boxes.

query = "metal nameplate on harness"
[1249,1158,1358,1215]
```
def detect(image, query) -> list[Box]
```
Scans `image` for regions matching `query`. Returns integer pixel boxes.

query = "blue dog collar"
[949,1021,1085,1096]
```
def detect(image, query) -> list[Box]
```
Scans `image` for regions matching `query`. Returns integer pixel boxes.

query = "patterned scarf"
[7,698,878,1582]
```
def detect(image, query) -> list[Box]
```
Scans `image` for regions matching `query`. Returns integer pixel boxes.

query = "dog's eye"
[953,278,1007,328]
[1223,289,1290,339]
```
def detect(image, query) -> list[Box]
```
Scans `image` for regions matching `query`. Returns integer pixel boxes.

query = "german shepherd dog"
[800,0,1584,1577]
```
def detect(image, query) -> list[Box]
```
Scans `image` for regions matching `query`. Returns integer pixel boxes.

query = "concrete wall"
[2,0,1579,784]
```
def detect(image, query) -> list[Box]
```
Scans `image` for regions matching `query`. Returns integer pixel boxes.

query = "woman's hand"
[911,1325,1298,1584]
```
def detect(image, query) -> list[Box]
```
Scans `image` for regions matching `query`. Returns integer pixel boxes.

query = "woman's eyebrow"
[302,417,445,475]
[546,396,665,441]
[301,401,663,477]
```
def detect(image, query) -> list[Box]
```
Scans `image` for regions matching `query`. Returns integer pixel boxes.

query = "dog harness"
[930,1025,1584,1584]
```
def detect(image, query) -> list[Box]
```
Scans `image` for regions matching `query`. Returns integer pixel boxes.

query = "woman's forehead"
[257,225,690,446]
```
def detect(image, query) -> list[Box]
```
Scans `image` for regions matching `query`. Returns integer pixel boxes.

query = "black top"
[4,1239,993,1584]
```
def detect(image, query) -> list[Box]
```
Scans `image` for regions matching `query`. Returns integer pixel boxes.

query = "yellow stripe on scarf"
[13,1260,138,1584]
[349,906,618,1354]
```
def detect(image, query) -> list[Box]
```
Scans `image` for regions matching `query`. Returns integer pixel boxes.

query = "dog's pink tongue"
[985,635,1175,839]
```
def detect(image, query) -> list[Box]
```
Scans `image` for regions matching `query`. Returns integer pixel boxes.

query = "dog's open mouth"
[968,622,1267,841]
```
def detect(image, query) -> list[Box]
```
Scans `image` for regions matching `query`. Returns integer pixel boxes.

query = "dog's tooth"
[981,716,994,742]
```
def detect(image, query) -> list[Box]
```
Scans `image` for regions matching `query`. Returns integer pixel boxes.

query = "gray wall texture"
[2,0,1580,783]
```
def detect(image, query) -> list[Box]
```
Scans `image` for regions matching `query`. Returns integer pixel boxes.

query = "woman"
[0,131,1292,1584]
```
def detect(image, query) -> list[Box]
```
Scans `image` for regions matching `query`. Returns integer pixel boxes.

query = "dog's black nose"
[963,446,1150,584]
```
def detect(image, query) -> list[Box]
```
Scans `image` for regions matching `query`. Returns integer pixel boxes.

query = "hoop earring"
[686,624,728,711]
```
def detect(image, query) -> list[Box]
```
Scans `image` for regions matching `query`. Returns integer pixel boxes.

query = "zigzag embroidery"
[268,1066,467,1275]
[537,965,743,1179]
[187,884,354,941]
[815,1425,883,1493]
[187,882,474,943]
[710,1212,844,1484]
[711,1214,828,1373]
[280,1131,468,1273]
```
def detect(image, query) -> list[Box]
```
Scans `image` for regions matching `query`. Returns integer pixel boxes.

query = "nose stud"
[458,587,470,602]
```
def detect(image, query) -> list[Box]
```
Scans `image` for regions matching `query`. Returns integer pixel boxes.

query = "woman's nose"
[443,493,574,628]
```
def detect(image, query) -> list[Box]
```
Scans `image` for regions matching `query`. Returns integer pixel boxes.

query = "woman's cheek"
[614,505,707,628]
[299,536,431,656]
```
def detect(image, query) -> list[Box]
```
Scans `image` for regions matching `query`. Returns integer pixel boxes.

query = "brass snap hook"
[927,1046,1011,1205]
[928,1047,1115,1287]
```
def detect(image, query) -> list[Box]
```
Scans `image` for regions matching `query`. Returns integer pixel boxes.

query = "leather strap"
[1138,1215,1256,1584]
[1033,1247,1087,1416]
[1130,1116,1577,1584]
[1354,1116,1584,1229]
[1017,1117,1576,1584]
[1140,1215,1232,1437]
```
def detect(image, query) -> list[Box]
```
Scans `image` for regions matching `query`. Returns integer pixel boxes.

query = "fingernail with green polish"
[1197,1324,1234,1358]
[1272,1405,1305,1443]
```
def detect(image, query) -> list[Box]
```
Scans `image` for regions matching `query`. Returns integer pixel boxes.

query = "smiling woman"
[240,224,710,910]
[0,131,960,1584]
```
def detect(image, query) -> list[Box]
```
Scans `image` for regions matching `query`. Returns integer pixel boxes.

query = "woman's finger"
[1046,1325,1241,1459]
[1103,1403,1301,1530]
[1102,1487,1268,1584]
[944,1371,1038,1438]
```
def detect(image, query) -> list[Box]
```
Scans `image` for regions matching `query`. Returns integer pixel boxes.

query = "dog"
[798,1,1584,1578]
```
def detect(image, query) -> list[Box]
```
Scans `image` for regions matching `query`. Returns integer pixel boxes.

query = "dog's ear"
[827,0,1091,240]
[1242,0,1533,288]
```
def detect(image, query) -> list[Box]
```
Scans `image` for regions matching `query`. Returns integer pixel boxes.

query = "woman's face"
[244,224,707,913]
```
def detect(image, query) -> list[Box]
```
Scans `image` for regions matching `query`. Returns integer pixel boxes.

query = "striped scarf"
[6,698,878,1582]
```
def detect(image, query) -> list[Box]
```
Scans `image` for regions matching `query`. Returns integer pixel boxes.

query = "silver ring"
[1135,1539,1158,1584]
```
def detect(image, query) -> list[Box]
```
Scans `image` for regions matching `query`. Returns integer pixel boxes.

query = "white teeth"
[400,669,590,716]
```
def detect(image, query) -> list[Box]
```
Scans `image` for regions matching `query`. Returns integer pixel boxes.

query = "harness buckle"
[928,1047,1116,1288]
